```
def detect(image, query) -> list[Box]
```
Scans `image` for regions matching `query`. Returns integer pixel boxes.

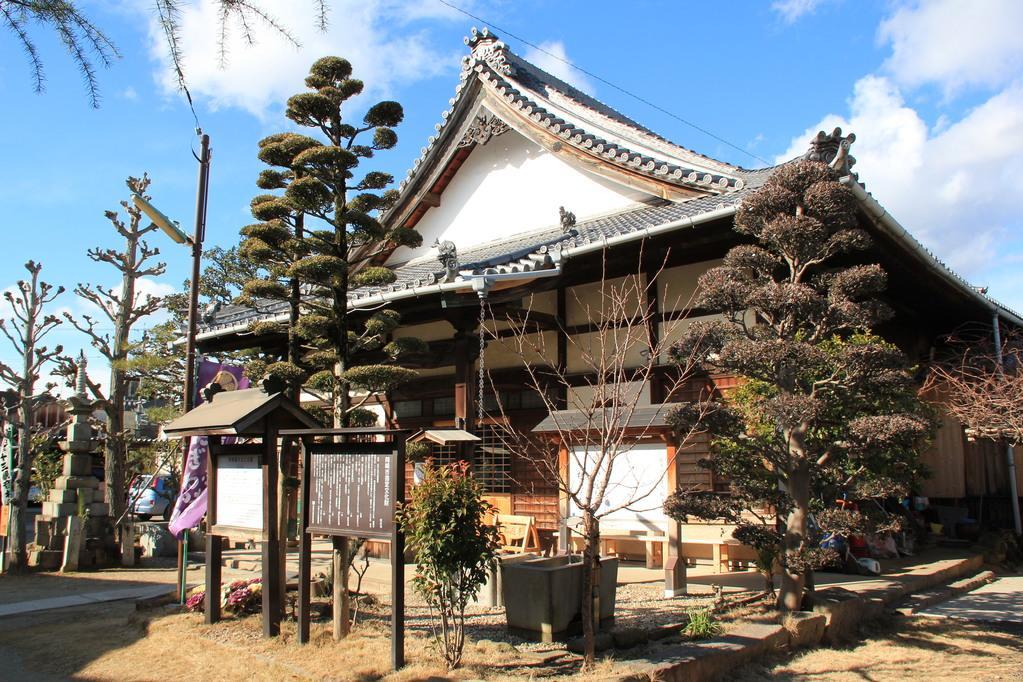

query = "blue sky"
[0,0,1021,390]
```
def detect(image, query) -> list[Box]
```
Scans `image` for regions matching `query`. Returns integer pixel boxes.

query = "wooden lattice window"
[475,424,512,493]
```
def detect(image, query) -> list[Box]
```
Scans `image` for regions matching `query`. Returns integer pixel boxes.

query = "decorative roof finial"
[804,127,857,178]
[75,351,88,398]
[464,26,499,50]
[559,206,576,233]
[463,26,513,76]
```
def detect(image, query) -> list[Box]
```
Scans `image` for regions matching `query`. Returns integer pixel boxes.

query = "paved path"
[919,575,1023,624]
[0,584,176,619]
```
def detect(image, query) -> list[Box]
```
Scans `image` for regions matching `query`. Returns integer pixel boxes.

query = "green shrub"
[396,461,499,669]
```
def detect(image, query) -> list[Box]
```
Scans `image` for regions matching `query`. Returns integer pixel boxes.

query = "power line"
[434,0,772,167]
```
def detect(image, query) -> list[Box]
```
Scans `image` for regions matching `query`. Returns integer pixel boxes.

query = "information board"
[215,452,264,531]
[307,444,395,538]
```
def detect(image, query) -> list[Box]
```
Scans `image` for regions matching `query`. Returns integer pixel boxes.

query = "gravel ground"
[344,579,715,655]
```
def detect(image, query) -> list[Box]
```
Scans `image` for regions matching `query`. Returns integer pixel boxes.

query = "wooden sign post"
[289,428,407,671]
[204,439,278,632]
[161,387,320,639]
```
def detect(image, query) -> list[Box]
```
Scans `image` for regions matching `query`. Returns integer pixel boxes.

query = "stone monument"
[29,353,115,569]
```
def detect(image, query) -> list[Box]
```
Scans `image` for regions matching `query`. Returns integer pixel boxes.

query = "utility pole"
[176,131,211,602]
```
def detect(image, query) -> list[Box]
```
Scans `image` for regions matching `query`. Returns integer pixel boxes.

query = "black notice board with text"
[305,442,397,539]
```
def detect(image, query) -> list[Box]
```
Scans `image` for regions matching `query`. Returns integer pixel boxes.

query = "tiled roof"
[390,27,750,224]
[532,403,683,433]
[200,187,759,334]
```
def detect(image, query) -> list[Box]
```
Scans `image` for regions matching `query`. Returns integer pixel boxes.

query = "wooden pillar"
[205,535,222,624]
[556,287,568,409]
[453,332,476,432]
[663,438,686,597]
[391,438,406,670]
[297,437,312,644]
[262,424,281,637]
[205,435,222,624]
[557,441,571,554]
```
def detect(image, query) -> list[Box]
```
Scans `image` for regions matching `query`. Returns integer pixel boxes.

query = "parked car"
[27,484,43,506]
[129,474,177,521]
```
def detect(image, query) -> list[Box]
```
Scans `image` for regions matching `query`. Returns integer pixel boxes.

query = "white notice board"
[568,442,668,524]
[215,453,264,532]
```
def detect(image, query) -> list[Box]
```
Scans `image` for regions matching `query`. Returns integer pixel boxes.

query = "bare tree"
[482,255,705,668]
[0,261,64,572]
[926,325,1023,532]
[63,174,166,560]
[927,327,1023,444]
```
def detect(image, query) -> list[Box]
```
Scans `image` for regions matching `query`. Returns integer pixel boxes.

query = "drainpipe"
[992,310,1023,534]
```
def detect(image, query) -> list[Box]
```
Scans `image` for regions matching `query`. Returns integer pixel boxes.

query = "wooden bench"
[494,513,542,554]
[683,538,742,573]
[563,522,669,569]
[598,531,669,569]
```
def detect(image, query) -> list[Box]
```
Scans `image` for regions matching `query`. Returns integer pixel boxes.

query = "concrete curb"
[894,570,997,616]
[612,553,983,681]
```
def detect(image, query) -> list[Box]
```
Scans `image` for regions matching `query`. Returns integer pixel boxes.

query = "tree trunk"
[580,512,601,669]
[7,407,34,572]
[332,535,351,639]
[779,462,810,611]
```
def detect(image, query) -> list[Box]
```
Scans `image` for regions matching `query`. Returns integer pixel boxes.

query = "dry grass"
[0,598,580,681]
[733,616,1023,681]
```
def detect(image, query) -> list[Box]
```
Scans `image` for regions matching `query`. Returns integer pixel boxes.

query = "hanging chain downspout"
[992,310,1023,534]
[476,279,490,430]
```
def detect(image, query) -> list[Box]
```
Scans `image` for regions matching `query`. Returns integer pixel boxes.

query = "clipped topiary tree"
[664,160,934,611]
[396,461,499,670]
[233,56,426,638]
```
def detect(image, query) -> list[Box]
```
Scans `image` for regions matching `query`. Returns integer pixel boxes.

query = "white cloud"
[879,0,1023,96]
[777,75,1023,285]
[146,0,468,118]
[523,41,596,95]
[771,0,828,23]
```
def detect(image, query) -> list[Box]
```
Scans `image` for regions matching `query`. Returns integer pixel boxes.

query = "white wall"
[387,129,651,265]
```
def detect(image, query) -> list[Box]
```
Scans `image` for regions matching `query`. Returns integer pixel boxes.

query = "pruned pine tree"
[64,174,167,556]
[0,261,64,572]
[663,160,934,611]
[236,56,424,639]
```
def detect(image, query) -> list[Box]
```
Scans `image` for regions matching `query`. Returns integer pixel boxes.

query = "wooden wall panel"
[919,412,967,499]
[509,439,558,530]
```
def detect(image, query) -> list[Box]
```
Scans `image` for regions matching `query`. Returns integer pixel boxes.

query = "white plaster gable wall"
[386,129,652,265]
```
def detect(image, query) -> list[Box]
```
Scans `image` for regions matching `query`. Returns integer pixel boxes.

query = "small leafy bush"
[396,461,499,669]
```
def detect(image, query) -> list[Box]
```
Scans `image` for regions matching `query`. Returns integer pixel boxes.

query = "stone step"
[893,569,997,616]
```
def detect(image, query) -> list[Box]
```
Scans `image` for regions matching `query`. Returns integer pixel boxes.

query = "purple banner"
[168,361,249,538]
[168,435,208,539]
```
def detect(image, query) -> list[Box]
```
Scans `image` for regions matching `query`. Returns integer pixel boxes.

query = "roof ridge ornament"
[559,206,576,232]
[434,239,460,282]
[463,26,514,76]
[804,127,857,178]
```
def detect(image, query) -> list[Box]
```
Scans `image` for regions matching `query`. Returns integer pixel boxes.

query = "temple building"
[196,29,1023,567]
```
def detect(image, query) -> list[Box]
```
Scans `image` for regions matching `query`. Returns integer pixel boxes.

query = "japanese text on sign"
[308,449,393,536]
[215,454,263,531]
